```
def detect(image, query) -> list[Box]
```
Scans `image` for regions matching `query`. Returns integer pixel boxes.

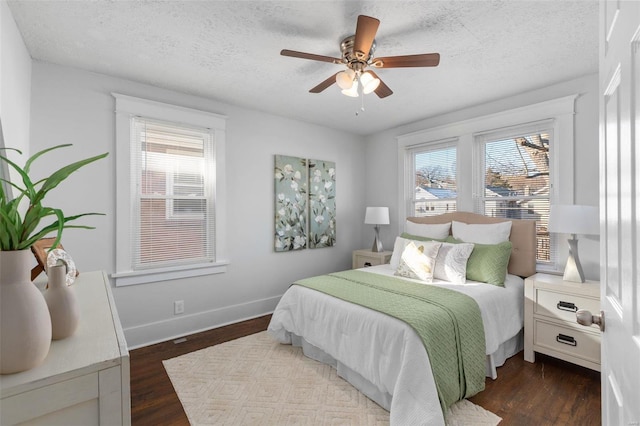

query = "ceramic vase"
[44,263,80,340]
[0,250,52,374]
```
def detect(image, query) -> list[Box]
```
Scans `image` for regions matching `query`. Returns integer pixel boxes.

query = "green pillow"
[446,236,512,286]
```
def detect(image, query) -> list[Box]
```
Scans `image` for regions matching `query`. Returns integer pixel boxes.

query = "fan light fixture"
[335,70,380,97]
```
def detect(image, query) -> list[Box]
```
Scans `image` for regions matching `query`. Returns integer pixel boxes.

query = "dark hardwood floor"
[130,315,600,425]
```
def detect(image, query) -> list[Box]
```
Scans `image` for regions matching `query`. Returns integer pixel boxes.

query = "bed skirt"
[286,328,523,412]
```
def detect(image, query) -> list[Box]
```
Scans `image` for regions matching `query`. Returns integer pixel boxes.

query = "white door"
[599,1,640,424]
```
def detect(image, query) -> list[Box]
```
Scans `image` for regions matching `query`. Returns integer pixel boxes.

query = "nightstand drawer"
[354,255,384,268]
[534,319,600,365]
[535,289,600,328]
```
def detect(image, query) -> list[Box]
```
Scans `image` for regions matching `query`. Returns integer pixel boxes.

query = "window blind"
[476,130,554,264]
[411,143,457,217]
[131,117,215,269]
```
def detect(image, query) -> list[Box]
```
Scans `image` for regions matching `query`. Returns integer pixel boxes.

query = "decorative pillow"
[433,242,475,284]
[451,220,512,244]
[447,236,512,286]
[394,241,441,282]
[391,234,445,269]
[405,220,451,240]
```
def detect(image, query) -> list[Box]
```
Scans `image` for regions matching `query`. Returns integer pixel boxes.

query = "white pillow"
[405,220,451,240]
[390,236,409,269]
[451,220,512,244]
[433,242,475,284]
[394,241,442,282]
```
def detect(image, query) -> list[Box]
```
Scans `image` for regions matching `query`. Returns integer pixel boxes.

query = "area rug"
[163,331,501,425]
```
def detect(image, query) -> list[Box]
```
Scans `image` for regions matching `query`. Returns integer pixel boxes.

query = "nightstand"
[352,249,392,269]
[524,273,601,371]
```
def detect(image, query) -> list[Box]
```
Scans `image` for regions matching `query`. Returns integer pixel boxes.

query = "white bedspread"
[268,265,524,426]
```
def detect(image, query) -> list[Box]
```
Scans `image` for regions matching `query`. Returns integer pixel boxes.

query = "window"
[113,94,227,286]
[476,128,553,264]
[408,141,457,217]
[397,96,577,272]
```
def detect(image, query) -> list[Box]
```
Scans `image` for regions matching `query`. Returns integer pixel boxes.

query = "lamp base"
[371,225,383,253]
[563,238,585,283]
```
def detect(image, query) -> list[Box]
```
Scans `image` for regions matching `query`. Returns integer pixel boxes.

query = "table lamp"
[548,204,599,283]
[364,207,390,253]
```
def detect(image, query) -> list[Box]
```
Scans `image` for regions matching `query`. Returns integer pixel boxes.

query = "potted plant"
[0,144,108,374]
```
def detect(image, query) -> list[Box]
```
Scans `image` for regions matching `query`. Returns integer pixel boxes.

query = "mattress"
[268,265,524,426]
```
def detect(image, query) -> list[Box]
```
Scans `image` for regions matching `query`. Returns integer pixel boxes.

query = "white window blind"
[476,126,554,264]
[410,142,457,217]
[131,117,215,269]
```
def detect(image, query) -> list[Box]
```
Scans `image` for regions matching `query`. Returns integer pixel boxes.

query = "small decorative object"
[0,250,52,374]
[46,248,77,286]
[548,204,599,283]
[309,159,336,248]
[44,261,80,340]
[274,155,308,251]
[30,237,79,281]
[0,144,107,374]
[365,207,390,252]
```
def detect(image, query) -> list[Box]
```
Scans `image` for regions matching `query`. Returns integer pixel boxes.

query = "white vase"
[0,250,52,374]
[44,263,80,340]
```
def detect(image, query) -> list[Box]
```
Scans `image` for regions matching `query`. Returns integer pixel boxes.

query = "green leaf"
[24,144,72,174]
[0,153,36,200]
[34,152,108,204]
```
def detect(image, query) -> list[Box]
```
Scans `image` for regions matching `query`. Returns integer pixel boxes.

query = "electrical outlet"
[174,300,184,315]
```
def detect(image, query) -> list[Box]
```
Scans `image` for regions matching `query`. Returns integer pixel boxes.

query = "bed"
[268,212,536,425]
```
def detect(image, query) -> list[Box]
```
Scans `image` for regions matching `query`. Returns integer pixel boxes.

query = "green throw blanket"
[293,269,486,415]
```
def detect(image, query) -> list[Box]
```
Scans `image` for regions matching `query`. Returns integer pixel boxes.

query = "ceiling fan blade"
[353,15,380,60]
[371,53,440,68]
[281,49,342,64]
[309,73,339,93]
[367,71,393,98]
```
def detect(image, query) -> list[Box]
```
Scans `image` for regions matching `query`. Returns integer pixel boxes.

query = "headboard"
[407,212,537,277]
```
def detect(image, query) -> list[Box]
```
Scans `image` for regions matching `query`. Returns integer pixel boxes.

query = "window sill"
[112,261,229,287]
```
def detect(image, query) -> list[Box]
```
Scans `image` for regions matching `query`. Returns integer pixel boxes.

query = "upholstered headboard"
[407,212,537,277]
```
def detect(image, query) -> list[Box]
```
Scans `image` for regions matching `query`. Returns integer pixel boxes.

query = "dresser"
[524,273,601,371]
[0,271,130,425]
[352,249,392,269]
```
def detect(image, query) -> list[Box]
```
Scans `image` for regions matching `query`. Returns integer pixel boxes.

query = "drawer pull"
[557,301,578,312]
[556,333,577,346]
[364,262,372,267]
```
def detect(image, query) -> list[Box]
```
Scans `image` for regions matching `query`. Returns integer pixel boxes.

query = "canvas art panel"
[274,155,308,251]
[308,159,336,248]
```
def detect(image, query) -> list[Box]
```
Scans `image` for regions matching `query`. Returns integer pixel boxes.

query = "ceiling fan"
[281,15,440,99]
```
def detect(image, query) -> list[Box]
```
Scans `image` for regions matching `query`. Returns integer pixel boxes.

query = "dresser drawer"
[535,289,600,328]
[534,319,600,365]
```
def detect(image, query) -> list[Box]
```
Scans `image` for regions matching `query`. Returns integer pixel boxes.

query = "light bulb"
[360,71,380,95]
[336,69,356,90]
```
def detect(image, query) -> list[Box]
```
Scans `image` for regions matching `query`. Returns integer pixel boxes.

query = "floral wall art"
[274,155,336,252]
[309,159,336,248]
[274,155,308,251]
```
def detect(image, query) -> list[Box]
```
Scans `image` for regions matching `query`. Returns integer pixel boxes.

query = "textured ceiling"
[8,1,598,136]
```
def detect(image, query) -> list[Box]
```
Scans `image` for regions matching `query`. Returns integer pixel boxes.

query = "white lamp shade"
[336,70,355,90]
[364,207,390,225]
[360,71,380,94]
[341,84,359,97]
[549,205,599,235]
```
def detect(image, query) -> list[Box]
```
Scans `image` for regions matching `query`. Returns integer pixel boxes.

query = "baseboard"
[124,295,282,349]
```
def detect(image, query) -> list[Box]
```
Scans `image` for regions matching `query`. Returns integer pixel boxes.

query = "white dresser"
[0,271,130,425]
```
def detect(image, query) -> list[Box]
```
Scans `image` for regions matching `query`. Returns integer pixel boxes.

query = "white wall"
[0,0,31,179]
[364,73,600,280]
[29,61,366,347]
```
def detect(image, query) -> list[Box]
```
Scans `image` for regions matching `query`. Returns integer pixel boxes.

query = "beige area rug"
[163,331,501,426]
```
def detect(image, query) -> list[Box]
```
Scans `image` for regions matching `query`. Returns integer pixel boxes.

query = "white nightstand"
[352,249,392,269]
[524,273,601,371]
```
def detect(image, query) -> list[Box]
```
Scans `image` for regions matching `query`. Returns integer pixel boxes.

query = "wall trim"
[124,295,281,349]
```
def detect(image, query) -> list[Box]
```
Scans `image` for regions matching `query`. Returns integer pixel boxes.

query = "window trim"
[397,95,577,273]
[112,93,228,286]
